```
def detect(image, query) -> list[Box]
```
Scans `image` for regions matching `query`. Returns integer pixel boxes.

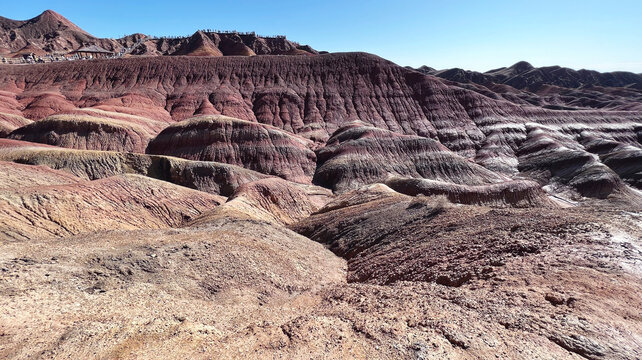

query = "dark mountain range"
[0,10,316,58]
[414,61,642,111]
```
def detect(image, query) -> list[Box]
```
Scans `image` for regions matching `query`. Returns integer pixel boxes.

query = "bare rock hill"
[146,115,317,183]
[0,53,640,201]
[8,114,153,153]
[0,171,224,241]
[314,121,508,192]
[0,10,98,54]
[0,139,270,196]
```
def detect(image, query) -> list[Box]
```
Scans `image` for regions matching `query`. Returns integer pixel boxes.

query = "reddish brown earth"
[0,160,80,189]
[0,112,30,137]
[291,188,642,359]
[8,114,153,153]
[0,10,105,54]
[189,177,333,226]
[146,115,317,183]
[0,54,639,162]
[172,31,224,57]
[0,13,642,359]
[0,168,224,241]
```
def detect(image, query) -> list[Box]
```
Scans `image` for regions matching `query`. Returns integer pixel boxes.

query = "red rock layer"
[146,115,316,183]
[0,53,640,203]
[8,115,153,153]
[189,178,333,227]
[0,53,638,160]
[0,173,224,241]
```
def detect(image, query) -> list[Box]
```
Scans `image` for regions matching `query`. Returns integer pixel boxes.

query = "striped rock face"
[8,115,154,153]
[0,53,639,202]
[0,167,225,241]
[146,115,317,184]
[314,121,509,193]
[0,53,638,158]
[0,141,271,196]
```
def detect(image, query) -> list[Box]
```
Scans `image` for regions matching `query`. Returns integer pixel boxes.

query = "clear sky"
[2,0,641,72]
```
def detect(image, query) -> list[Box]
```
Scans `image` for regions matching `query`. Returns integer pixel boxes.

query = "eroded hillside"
[0,48,641,359]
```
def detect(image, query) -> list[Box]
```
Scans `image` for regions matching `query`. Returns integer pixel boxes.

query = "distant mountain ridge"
[416,61,642,90]
[413,61,642,111]
[0,10,317,58]
[0,10,123,54]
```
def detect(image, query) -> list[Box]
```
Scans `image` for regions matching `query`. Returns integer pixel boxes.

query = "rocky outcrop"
[0,172,224,241]
[146,115,317,183]
[0,160,80,189]
[314,122,508,192]
[0,112,31,137]
[580,132,642,189]
[149,31,315,57]
[8,114,153,153]
[516,124,626,199]
[292,187,601,286]
[384,177,555,207]
[172,31,223,57]
[190,178,333,226]
[0,143,270,196]
[0,10,108,54]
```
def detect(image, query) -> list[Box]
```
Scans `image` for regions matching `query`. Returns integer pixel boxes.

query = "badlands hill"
[1,53,640,201]
[0,11,641,359]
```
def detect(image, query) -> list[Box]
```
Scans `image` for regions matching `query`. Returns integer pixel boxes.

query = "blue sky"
[3,0,641,72]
